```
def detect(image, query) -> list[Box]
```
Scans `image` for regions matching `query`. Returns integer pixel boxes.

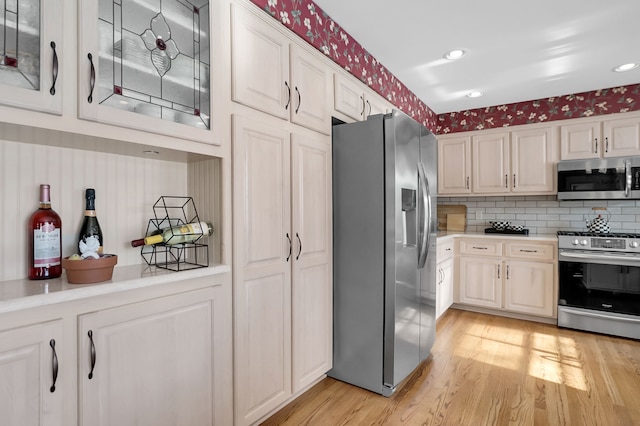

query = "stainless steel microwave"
[557,156,640,200]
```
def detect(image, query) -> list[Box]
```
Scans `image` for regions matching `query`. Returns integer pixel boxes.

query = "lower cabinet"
[0,273,231,426]
[456,238,557,318]
[436,238,455,319]
[0,320,64,426]
[78,288,218,426]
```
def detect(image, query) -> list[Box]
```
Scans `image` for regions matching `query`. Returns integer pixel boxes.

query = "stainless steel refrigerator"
[328,110,437,396]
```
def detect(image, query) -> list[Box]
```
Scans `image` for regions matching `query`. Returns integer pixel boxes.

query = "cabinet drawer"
[505,241,556,261]
[458,239,502,256]
[437,238,454,262]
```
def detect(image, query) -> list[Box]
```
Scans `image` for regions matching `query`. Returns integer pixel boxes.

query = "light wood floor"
[261,309,640,426]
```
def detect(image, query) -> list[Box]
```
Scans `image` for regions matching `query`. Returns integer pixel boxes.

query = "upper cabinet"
[78,0,214,143]
[333,72,391,122]
[560,114,640,160]
[0,0,63,115]
[439,126,557,196]
[438,136,471,194]
[230,3,332,135]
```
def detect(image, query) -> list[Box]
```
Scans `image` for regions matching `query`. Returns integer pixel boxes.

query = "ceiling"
[312,0,640,114]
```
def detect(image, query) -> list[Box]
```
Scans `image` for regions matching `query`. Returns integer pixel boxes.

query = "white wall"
[439,195,640,235]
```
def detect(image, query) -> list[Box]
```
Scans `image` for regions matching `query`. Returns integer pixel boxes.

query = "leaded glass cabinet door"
[0,0,63,114]
[78,0,213,144]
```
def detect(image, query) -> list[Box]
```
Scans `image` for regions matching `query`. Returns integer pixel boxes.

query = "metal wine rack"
[139,196,209,271]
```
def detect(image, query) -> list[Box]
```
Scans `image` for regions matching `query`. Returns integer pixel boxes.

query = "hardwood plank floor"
[261,309,640,426]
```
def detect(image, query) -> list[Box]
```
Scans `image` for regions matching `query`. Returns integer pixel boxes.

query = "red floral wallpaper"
[248,0,438,130]
[436,84,640,134]
[248,0,640,135]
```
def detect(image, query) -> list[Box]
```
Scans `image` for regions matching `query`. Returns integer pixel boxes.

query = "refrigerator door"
[419,127,438,361]
[382,110,423,393]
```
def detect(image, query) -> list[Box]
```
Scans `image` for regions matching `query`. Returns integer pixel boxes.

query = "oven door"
[558,250,640,316]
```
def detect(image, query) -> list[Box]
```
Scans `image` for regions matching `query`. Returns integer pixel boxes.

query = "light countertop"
[0,263,230,315]
[437,231,557,243]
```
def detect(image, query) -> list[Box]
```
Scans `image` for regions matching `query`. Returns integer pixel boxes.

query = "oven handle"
[559,251,640,262]
[560,307,640,324]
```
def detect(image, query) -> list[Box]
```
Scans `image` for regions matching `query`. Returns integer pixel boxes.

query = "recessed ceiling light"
[613,63,639,72]
[444,49,465,60]
[466,91,484,98]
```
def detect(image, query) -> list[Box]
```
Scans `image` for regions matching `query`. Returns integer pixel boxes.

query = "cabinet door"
[364,92,389,119]
[78,0,214,143]
[0,0,63,114]
[290,46,332,134]
[231,3,290,120]
[78,289,216,426]
[333,73,364,121]
[233,114,292,425]
[458,256,502,309]
[436,258,454,319]
[472,132,510,193]
[438,137,471,194]
[504,261,555,317]
[511,127,557,193]
[0,320,64,426]
[560,121,601,159]
[291,131,332,393]
[603,117,640,157]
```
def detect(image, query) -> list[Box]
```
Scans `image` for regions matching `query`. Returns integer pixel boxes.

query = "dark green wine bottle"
[78,188,104,255]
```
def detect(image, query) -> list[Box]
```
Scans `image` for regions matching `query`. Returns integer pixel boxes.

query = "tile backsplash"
[438,195,640,235]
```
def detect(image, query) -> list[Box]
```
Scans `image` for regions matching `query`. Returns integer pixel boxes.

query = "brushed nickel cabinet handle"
[595,137,598,154]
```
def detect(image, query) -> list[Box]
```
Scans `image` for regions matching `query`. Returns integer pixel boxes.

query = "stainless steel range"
[557,231,640,340]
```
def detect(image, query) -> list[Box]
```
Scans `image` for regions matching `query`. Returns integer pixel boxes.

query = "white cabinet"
[0,320,64,426]
[472,132,511,194]
[560,115,640,160]
[233,114,332,425]
[511,127,557,193]
[439,126,557,196]
[78,0,214,143]
[0,0,63,115]
[503,260,555,317]
[333,72,390,121]
[437,136,471,195]
[603,117,640,157]
[560,121,601,160]
[457,238,503,309]
[456,238,557,318]
[436,238,455,319]
[231,3,332,134]
[78,287,222,426]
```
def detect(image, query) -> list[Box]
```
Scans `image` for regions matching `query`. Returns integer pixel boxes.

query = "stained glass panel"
[98,0,210,129]
[0,0,41,90]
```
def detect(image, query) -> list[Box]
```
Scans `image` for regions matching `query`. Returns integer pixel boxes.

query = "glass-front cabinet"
[79,0,214,144]
[0,0,63,114]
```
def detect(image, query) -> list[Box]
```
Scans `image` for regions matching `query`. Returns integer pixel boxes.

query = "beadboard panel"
[0,139,190,282]
[188,158,223,265]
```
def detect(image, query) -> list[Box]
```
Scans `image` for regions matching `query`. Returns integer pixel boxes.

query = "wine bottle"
[78,188,103,257]
[28,184,63,280]
[131,221,213,247]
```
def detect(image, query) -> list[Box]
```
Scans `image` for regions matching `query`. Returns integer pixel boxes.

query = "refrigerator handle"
[417,162,430,269]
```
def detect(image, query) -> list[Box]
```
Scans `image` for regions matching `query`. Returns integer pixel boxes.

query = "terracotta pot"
[62,254,117,284]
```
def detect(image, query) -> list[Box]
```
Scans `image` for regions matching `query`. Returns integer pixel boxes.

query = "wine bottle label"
[33,226,61,267]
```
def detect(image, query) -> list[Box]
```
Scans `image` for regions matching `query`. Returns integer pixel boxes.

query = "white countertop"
[0,263,230,315]
[437,231,557,243]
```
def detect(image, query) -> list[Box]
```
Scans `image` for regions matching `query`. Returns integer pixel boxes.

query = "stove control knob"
[571,239,579,246]
[630,241,639,248]
[580,240,589,246]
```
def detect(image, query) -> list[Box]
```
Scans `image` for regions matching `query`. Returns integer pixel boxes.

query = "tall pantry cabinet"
[229,2,333,424]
